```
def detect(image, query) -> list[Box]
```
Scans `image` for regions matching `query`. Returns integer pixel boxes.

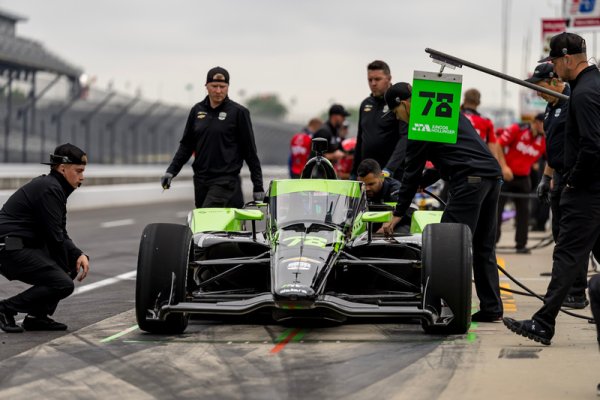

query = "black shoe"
[471,311,502,322]
[563,295,589,309]
[22,315,67,331]
[0,310,23,333]
[516,247,531,254]
[503,317,552,345]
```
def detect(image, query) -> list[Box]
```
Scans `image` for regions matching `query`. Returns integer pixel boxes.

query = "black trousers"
[550,173,588,297]
[496,175,531,249]
[533,186,600,332]
[194,175,244,209]
[443,176,503,315]
[588,273,600,344]
[0,248,74,316]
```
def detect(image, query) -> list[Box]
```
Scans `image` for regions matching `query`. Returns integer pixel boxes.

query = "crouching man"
[0,143,90,332]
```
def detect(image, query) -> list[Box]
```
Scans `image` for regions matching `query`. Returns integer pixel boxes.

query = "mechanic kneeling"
[0,143,90,333]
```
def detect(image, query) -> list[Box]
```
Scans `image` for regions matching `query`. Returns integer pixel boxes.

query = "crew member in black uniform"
[381,82,504,322]
[357,158,400,203]
[0,143,90,333]
[311,104,349,163]
[351,60,407,180]
[161,67,264,208]
[504,33,600,345]
[528,62,594,309]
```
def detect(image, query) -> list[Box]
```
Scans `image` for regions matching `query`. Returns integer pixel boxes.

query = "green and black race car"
[135,168,473,335]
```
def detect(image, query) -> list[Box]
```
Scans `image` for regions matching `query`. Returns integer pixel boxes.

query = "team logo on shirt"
[218,112,227,121]
[364,104,373,112]
[383,105,389,113]
[197,111,207,119]
[555,108,562,118]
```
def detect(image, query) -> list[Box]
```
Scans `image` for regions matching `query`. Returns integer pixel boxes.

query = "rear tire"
[136,223,192,333]
[421,223,472,334]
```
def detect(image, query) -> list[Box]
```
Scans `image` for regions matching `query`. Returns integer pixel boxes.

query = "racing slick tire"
[421,223,472,334]
[136,223,192,334]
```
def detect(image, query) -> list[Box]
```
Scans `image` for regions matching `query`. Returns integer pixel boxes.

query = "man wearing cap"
[0,143,90,333]
[526,62,593,308]
[351,60,407,180]
[311,104,349,164]
[381,82,504,323]
[161,66,264,208]
[495,114,546,254]
[504,32,600,345]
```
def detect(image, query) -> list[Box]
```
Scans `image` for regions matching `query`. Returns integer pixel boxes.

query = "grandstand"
[0,7,298,166]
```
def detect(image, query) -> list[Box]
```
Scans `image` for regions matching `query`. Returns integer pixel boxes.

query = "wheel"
[421,223,472,334]
[136,223,192,333]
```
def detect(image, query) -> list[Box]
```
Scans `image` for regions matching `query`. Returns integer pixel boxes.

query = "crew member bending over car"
[161,66,264,208]
[381,82,504,323]
[0,143,90,333]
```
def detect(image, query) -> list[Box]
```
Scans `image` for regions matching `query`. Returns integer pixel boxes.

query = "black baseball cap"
[329,104,350,117]
[525,63,556,83]
[42,143,87,165]
[539,32,586,62]
[206,66,230,84]
[384,82,412,112]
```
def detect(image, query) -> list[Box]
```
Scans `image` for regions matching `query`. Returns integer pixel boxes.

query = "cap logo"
[212,73,226,81]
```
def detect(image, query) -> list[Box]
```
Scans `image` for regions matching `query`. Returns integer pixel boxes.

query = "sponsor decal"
[197,111,207,119]
[382,105,389,113]
[555,108,562,118]
[282,235,327,248]
[364,104,373,112]
[218,112,227,121]
[286,261,312,271]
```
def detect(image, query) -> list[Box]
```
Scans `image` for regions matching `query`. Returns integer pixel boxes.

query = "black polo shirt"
[543,84,570,173]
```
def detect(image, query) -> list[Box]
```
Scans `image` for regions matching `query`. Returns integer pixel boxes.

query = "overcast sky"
[1,0,580,123]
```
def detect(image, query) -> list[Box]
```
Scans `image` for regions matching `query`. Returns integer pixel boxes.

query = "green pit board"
[408,71,462,144]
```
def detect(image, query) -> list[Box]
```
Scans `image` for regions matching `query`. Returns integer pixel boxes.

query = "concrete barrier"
[0,165,288,210]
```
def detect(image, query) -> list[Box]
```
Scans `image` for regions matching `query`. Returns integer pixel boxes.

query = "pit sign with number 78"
[408,71,462,144]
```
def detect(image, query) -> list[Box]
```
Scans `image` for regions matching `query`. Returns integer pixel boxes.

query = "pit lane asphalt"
[0,201,598,399]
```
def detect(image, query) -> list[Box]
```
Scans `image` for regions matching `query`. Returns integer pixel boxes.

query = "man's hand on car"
[161,173,174,190]
[253,191,265,202]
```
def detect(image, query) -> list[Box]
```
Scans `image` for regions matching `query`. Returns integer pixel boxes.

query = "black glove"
[161,172,174,189]
[253,191,264,202]
[536,174,551,205]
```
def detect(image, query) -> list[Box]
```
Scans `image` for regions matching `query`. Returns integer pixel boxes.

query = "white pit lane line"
[72,270,137,296]
[100,219,135,228]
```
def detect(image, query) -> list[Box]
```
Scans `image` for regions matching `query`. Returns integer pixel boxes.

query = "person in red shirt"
[461,88,513,182]
[289,117,322,178]
[496,114,546,253]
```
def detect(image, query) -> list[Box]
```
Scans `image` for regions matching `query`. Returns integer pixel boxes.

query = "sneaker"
[471,311,502,322]
[563,295,589,309]
[516,247,531,254]
[503,317,552,345]
[22,315,67,331]
[0,310,23,333]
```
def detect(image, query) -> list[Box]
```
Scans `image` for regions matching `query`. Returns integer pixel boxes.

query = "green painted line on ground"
[292,329,307,342]
[274,328,294,343]
[101,325,139,343]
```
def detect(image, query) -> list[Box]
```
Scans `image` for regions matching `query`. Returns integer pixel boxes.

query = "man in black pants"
[495,114,545,253]
[161,67,264,208]
[529,62,595,309]
[504,33,600,345]
[381,82,504,322]
[0,143,90,333]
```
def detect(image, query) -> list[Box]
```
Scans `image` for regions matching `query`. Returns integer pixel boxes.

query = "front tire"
[421,223,472,334]
[136,223,192,333]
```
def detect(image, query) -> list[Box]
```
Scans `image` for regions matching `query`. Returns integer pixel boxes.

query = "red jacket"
[462,108,497,144]
[497,123,545,176]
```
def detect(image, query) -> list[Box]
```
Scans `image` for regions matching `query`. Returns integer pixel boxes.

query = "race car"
[135,141,473,335]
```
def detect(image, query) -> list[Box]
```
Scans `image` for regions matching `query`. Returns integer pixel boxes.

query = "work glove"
[253,191,265,202]
[536,174,551,205]
[161,172,174,189]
